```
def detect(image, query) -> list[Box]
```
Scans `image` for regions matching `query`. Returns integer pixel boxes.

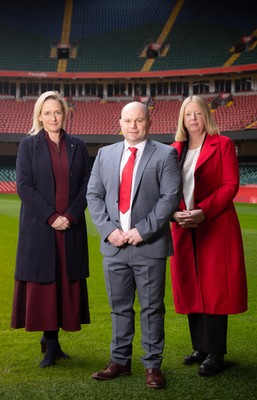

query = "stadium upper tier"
[1,95,257,136]
[0,0,256,73]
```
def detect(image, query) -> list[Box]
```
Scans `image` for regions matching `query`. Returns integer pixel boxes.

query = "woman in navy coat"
[11,91,91,368]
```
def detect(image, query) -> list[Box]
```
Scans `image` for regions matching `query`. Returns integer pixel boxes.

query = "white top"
[182,146,201,210]
[119,139,147,231]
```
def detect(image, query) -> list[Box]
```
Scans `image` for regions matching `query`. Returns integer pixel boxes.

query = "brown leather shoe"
[92,361,131,380]
[146,368,165,389]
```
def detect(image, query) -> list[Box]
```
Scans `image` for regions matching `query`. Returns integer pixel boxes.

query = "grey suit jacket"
[86,138,182,258]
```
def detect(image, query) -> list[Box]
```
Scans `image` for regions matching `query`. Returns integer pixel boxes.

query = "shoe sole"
[184,359,203,365]
[184,353,208,366]
[92,371,131,380]
[147,383,165,389]
[198,367,223,376]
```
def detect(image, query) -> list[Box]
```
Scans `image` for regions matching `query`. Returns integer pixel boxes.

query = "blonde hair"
[175,95,220,141]
[28,91,68,135]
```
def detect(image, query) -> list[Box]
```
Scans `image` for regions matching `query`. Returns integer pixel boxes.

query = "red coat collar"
[172,134,220,169]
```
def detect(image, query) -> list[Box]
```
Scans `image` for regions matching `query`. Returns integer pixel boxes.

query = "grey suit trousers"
[103,244,166,369]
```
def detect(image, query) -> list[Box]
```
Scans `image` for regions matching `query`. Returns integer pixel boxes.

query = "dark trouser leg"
[188,313,228,355]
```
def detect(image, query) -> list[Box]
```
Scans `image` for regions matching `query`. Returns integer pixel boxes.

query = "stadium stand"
[2,163,257,200]
[1,0,257,73]
[0,0,257,201]
[0,99,34,134]
[211,94,257,132]
[1,95,257,136]
[150,1,257,71]
[0,1,64,72]
[0,167,16,193]
[234,184,257,203]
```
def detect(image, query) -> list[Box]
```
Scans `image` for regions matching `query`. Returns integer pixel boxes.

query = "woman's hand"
[51,216,70,231]
[173,209,205,228]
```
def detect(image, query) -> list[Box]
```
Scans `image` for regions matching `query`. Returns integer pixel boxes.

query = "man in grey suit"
[86,101,182,389]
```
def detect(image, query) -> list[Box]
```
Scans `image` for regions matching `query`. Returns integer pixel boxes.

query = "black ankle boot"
[184,350,208,365]
[39,338,59,368]
[40,335,47,353]
[198,354,224,376]
[40,335,70,360]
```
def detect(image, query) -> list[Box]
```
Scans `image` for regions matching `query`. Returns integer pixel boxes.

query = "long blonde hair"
[28,91,68,135]
[175,95,220,141]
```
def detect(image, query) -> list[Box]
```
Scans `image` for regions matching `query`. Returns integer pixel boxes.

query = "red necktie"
[119,147,138,214]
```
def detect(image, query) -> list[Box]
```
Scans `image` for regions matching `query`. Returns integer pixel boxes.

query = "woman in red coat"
[11,91,91,368]
[170,95,247,376]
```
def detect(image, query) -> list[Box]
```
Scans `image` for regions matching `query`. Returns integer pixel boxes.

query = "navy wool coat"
[14,129,91,283]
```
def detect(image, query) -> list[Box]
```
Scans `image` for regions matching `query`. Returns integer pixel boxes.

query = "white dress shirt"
[119,139,147,231]
[182,146,201,210]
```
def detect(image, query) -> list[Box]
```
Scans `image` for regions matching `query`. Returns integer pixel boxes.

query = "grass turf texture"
[0,194,256,400]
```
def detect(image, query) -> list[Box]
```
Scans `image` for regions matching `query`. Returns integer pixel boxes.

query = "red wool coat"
[170,134,248,315]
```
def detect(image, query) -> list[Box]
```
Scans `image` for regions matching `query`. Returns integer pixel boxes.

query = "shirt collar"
[124,139,147,153]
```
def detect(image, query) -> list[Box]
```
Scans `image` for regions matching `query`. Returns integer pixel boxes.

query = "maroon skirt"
[11,232,90,332]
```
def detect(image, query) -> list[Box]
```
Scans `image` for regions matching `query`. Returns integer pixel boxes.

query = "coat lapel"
[195,134,219,170]
[36,130,52,172]
[64,132,76,169]
[173,141,185,161]
[114,142,125,195]
[133,139,155,198]
[173,135,219,171]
